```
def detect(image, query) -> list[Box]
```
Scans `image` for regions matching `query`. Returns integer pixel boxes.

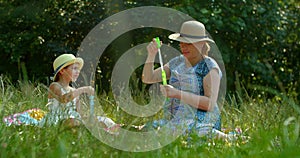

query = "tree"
[175,0,299,101]
[0,0,299,102]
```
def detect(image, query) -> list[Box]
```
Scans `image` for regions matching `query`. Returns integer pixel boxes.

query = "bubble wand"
[155,37,167,86]
[89,79,95,122]
[89,95,94,122]
[155,37,169,102]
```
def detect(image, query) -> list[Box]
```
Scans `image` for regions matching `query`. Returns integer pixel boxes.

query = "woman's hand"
[160,84,180,98]
[146,38,162,57]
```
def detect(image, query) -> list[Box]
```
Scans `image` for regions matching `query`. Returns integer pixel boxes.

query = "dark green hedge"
[0,0,299,101]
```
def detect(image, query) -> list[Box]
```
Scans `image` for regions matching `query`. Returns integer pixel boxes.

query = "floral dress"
[44,82,81,125]
[3,108,46,126]
[3,82,80,126]
[46,83,119,133]
[3,82,118,130]
[152,55,222,136]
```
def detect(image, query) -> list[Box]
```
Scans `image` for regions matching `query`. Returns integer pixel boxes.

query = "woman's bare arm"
[142,39,170,84]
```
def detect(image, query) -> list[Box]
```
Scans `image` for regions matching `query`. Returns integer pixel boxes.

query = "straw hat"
[169,21,215,43]
[52,54,84,81]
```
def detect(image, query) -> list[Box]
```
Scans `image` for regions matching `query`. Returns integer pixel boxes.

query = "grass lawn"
[0,78,299,158]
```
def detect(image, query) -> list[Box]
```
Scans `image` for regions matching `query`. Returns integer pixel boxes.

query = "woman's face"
[179,41,204,60]
[62,63,81,82]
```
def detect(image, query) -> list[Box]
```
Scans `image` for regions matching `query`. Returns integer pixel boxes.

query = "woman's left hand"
[160,84,179,98]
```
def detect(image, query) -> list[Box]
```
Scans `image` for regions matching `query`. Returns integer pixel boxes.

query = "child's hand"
[84,86,95,96]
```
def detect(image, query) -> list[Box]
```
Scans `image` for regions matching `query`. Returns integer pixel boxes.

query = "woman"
[142,21,226,138]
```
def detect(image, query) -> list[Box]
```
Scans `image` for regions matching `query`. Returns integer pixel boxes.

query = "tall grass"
[0,76,299,158]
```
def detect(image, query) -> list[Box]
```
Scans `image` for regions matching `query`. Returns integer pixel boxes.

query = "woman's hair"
[201,42,210,56]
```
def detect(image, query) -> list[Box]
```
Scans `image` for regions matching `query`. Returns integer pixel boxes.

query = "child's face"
[63,63,81,82]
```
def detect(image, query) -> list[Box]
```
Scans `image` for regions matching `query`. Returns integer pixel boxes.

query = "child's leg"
[97,116,117,128]
[97,116,121,135]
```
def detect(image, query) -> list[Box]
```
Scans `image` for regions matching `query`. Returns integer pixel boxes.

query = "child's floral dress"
[3,82,119,134]
[3,82,80,126]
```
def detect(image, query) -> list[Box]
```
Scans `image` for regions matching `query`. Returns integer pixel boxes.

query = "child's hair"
[54,65,71,82]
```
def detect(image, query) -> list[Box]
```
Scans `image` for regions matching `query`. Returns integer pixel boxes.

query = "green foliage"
[174,0,299,101]
[0,0,299,102]
[0,2,299,156]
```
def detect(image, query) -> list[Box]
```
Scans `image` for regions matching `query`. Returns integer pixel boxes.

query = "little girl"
[4,54,120,134]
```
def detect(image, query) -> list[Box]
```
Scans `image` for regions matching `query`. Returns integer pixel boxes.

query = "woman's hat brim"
[169,33,215,43]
